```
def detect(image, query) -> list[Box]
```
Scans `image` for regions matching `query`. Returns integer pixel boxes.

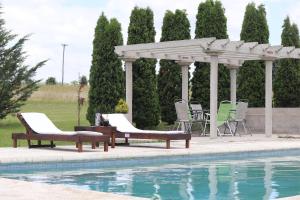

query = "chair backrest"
[175,100,190,121]
[190,102,203,120]
[103,113,139,133]
[217,101,235,123]
[190,103,202,111]
[19,112,62,134]
[235,101,248,120]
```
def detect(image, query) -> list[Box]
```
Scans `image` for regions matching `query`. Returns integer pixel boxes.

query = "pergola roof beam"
[121,52,244,66]
[115,38,300,62]
[122,47,263,59]
[115,38,216,53]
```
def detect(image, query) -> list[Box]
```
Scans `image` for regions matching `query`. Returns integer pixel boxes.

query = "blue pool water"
[1,155,300,200]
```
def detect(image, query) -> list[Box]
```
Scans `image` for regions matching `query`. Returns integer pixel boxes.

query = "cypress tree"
[87,13,124,124]
[274,17,300,107]
[238,3,269,107]
[191,0,230,109]
[127,7,160,128]
[158,9,191,124]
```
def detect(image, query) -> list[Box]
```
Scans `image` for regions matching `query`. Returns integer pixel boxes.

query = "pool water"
[2,156,300,200]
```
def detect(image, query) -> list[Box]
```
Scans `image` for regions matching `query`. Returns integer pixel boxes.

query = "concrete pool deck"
[0,177,147,200]
[1,134,300,200]
[1,134,300,164]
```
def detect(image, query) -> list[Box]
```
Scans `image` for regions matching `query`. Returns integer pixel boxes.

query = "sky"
[2,0,300,83]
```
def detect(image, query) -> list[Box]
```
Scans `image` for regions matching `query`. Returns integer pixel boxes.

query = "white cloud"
[1,0,299,82]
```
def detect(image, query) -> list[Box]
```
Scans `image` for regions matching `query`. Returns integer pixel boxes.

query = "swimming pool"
[1,154,300,200]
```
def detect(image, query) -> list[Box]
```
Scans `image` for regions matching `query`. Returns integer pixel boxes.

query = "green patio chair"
[203,100,235,136]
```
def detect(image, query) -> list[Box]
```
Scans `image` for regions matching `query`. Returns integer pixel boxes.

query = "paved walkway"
[1,134,300,163]
[1,134,300,200]
[0,178,147,200]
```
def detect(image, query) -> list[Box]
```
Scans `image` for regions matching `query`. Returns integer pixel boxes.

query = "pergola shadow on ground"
[115,37,300,138]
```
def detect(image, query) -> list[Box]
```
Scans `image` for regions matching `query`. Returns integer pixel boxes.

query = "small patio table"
[74,126,116,148]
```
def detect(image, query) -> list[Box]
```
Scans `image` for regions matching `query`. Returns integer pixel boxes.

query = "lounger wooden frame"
[114,131,191,149]
[75,126,191,149]
[12,113,110,152]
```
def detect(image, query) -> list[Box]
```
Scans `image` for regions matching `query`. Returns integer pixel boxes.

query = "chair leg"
[77,142,83,152]
[111,133,115,148]
[104,141,108,152]
[233,121,239,136]
[203,120,208,136]
[227,122,234,136]
[242,121,248,135]
[50,141,55,148]
[91,142,96,149]
[13,138,17,148]
[176,122,181,131]
[27,140,31,148]
[166,140,170,149]
[185,139,190,148]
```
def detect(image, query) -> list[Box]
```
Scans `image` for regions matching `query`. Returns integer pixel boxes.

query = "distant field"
[30,84,89,102]
[0,85,90,147]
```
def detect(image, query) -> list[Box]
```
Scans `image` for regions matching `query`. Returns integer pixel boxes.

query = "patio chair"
[103,113,191,149]
[190,100,209,134]
[230,101,252,136]
[174,100,192,133]
[203,100,235,136]
[190,101,204,121]
[12,112,110,152]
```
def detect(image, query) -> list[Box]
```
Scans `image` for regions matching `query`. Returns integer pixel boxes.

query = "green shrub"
[115,99,128,113]
[45,77,56,85]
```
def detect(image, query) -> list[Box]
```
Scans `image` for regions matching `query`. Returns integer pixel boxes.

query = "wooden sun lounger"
[104,114,191,149]
[12,113,110,152]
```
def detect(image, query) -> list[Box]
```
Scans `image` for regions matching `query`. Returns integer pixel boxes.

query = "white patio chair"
[230,101,252,136]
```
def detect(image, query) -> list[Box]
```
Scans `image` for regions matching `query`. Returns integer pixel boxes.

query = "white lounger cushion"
[21,113,102,136]
[103,113,184,134]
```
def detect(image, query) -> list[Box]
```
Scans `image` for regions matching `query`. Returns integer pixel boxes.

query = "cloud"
[1,0,298,82]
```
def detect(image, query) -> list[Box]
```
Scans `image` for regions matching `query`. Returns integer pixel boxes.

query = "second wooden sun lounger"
[103,114,191,149]
[12,112,110,152]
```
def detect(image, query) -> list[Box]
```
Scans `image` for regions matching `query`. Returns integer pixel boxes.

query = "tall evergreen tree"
[238,3,269,107]
[127,7,160,128]
[191,0,229,109]
[274,17,300,107]
[87,13,124,124]
[158,10,191,124]
[0,9,46,119]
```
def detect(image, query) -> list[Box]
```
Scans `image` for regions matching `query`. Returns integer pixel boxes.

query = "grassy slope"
[0,85,90,147]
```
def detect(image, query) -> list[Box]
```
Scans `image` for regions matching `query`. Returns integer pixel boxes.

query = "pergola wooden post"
[265,59,274,137]
[176,61,192,102]
[124,58,135,123]
[115,37,299,137]
[226,65,240,105]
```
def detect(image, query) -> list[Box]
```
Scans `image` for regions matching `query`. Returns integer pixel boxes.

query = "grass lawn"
[0,85,90,147]
[0,85,174,147]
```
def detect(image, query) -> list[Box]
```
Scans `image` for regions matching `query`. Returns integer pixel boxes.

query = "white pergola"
[115,37,300,138]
